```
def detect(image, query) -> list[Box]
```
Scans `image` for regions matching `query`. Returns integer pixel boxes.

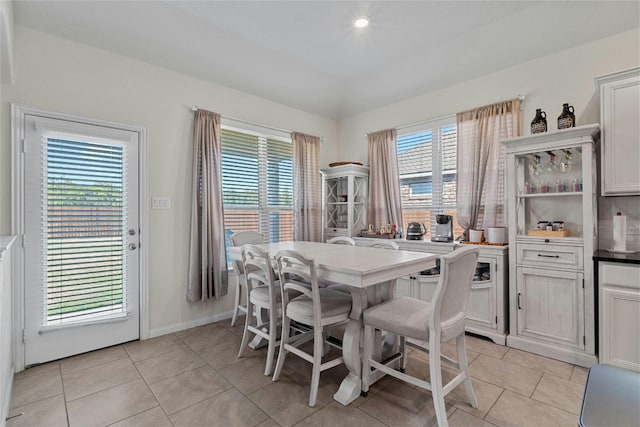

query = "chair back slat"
[327,236,356,246]
[241,244,278,303]
[368,241,399,250]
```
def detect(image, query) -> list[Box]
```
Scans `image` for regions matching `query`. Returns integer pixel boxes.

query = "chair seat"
[363,296,431,341]
[287,288,352,322]
[249,284,281,305]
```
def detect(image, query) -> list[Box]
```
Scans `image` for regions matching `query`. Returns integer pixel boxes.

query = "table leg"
[334,288,367,406]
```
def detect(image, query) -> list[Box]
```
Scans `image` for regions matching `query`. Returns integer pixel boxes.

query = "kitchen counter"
[593,249,640,264]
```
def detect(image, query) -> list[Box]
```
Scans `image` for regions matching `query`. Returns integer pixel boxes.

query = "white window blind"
[221,126,293,267]
[45,137,127,325]
[396,117,462,239]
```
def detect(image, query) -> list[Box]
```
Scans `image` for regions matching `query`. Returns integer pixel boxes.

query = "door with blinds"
[22,114,140,366]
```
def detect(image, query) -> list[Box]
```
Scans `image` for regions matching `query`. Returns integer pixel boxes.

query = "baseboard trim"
[148,310,234,339]
[1,365,14,427]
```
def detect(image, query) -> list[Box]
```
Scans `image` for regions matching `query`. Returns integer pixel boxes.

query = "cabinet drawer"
[517,244,583,269]
[325,228,348,238]
[600,262,640,290]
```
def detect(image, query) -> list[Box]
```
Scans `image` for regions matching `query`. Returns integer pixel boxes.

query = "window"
[396,117,463,239]
[221,122,293,267]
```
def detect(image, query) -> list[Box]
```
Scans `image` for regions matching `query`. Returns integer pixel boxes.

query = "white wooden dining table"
[228,240,437,406]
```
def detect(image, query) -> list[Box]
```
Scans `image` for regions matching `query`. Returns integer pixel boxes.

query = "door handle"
[517,293,522,310]
[537,254,559,258]
[128,243,137,250]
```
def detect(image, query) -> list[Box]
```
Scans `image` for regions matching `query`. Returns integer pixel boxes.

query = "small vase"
[531,109,547,134]
[557,103,575,129]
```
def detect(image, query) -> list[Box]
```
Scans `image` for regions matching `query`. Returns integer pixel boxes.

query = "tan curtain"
[187,109,228,302]
[456,99,520,239]
[292,132,321,242]
[367,129,403,229]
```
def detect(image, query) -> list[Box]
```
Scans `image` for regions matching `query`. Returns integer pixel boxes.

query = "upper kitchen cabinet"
[321,164,369,241]
[595,67,640,196]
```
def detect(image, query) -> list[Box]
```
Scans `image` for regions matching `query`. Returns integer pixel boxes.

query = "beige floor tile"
[469,354,542,397]
[178,323,238,351]
[63,357,140,401]
[464,335,509,359]
[109,406,173,427]
[570,366,588,384]
[294,401,386,427]
[150,365,232,414]
[532,373,585,415]
[14,361,60,380]
[197,334,263,370]
[486,390,578,427]
[358,378,455,427]
[67,378,158,427]
[402,352,503,419]
[448,409,496,427]
[170,388,268,427]
[225,315,248,336]
[134,347,206,384]
[123,334,185,362]
[503,348,573,379]
[7,394,67,427]
[248,371,333,427]
[256,419,280,427]
[10,367,63,409]
[446,372,504,419]
[60,345,128,375]
[219,356,276,394]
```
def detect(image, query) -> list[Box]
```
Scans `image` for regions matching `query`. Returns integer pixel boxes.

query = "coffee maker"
[431,214,453,242]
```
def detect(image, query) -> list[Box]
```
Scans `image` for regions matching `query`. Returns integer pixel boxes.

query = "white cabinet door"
[516,267,584,349]
[467,259,496,329]
[601,287,640,371]
[598,68,640,195]
[599,262,640,372]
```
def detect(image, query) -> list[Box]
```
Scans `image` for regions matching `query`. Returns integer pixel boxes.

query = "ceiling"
[13,1,640,119]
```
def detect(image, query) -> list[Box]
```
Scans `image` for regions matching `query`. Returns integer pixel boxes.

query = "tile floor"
[7,318,587,427]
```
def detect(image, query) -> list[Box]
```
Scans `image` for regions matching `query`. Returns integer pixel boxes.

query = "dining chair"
[272,250,353,407]
[326,236,356,246]
[237,244,281,376]
[361,246,479,427]
[229,231,264,327]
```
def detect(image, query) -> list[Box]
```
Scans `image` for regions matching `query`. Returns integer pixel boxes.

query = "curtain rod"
[192,106,324,142]
[366,94,525,136]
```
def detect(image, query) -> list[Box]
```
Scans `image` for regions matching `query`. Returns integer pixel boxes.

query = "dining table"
[228,240,438,406]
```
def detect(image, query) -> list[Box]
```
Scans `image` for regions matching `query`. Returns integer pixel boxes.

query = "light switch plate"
[152,196,171,209]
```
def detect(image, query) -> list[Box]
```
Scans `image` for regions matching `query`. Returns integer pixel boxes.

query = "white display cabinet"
[502,124,599,367]
[321,164,369,241]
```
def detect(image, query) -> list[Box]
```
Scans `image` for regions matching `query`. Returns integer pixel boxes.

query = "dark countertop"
[593,249,640,265]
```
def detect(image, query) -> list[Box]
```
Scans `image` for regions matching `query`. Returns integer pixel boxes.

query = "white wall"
[1,26,338,336]
[337,28,640,250]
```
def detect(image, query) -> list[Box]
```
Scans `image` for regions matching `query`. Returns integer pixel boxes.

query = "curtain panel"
[292,132,321,242]
[456,99,520,238]
[367,129,403,229]
[187,109,229,302]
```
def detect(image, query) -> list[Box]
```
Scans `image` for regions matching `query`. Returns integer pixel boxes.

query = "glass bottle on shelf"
[557,103,576,129]
[531,109,547,134]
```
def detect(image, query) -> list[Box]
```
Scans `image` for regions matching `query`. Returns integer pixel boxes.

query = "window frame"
[396,116,458,238]
[220,120,293,268]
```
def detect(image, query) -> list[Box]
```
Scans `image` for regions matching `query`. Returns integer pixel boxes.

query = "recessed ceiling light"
[353,16,370,29]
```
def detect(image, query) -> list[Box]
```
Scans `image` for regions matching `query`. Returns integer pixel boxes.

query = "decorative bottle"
[530,109,547,134]
[557,103,575,129]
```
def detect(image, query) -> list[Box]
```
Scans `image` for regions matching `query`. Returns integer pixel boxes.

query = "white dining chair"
[326,236,356,246]
[272,250,353,407]
[229,231,264,327]
[361,246,479,427]
[237,244,282,376]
